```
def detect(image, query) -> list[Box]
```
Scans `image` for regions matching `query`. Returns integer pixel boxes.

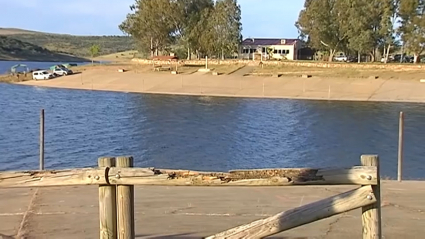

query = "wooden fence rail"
[0,166,377,188]
[0,155,382,239]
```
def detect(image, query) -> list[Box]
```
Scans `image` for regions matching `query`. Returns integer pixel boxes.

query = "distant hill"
[0,28,42,35]
[0,36,89,62]
[0,28,136,59]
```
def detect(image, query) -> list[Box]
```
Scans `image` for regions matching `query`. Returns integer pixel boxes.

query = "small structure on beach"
[240,38,304,60]
[10,64,29,75]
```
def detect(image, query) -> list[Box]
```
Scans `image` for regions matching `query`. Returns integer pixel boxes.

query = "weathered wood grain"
[109,166,377,186]
[0,168,106,188]
[206,185,377,239]
[361,155,382,239]
[116,156,135,239]
[0,166,377,188]
[98,157,117,239]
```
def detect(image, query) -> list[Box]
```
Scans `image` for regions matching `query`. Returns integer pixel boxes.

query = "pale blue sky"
[0,0,304,38]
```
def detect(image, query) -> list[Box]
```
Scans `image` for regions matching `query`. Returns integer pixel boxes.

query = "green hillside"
[0,28,135,59]
[0,36,88,62]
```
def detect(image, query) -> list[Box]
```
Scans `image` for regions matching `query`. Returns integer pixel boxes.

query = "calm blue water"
[0,83,424,179]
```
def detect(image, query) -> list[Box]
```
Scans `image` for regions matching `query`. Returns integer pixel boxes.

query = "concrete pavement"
[0,181,424,238]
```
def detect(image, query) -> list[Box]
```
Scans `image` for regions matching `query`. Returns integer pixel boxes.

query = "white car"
[32,70,53,80]
[53,67,73,76]
[334,55,348,62]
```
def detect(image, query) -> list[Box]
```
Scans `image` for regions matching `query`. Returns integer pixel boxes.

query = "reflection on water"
[0,83,424,178]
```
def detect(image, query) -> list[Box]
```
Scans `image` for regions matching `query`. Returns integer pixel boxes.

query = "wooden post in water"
[361,155,382,239]
[398,112,404,182]
[98,157,117,239]
[39,109,45,170]
[116,156,135,239]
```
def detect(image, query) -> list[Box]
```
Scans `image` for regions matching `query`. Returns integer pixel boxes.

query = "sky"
[0,0,304,38]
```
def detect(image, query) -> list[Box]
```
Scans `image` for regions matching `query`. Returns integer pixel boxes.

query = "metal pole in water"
[398,111,404,182]
[40,109,45,170]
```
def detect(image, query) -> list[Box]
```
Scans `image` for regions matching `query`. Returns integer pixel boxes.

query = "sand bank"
[15,67,425,103]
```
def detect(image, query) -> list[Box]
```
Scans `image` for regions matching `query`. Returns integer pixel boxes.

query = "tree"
[89,44,100,64]
[212,0,242,60]
[398,0,425,63]
[119,0,174,57]
[166,0,214,59]
[338,0,376,62]
[296,0,348,62]
[380,0,399,63]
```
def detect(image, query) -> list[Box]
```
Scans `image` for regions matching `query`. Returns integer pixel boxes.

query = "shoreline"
[12,67,425,103]
[10,82,425,104]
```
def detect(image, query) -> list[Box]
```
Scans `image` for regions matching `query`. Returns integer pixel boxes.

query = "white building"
[240,38,304,60]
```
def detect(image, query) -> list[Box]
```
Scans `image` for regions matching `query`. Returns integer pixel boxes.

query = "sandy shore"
[0,181,423,238]
[15,67,425,103]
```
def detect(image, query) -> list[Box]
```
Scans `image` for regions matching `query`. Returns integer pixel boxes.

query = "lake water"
[0,83,424,179]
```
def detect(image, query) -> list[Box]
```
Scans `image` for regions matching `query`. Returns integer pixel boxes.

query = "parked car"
[381,55,395,63]
[32,70,53,80]
[346,56,358,62]
[392,54,414,63]
[334,54,348,62]
[53,67,73,76]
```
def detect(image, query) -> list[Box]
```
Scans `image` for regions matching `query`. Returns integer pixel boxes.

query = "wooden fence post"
[361,155,382,239]
[98,157,117,239]
[116,156,135,239]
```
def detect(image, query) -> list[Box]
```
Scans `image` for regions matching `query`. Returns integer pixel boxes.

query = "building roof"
[241,38,299,46]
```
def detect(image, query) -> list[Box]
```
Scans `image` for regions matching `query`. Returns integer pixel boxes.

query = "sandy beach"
[14,65,425,103]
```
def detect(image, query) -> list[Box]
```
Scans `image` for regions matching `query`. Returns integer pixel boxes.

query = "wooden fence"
[0,155,382,239]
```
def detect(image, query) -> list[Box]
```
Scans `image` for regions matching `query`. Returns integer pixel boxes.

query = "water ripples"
[0,83,425,178]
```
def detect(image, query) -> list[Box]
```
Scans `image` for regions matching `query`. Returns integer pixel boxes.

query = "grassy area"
[0,28,135,59]
[0,73,33,83]
[253,64,425,80]
[96,50,139,61]
[0,36,89,62]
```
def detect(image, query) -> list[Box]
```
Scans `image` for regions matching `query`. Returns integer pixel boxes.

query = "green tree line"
[119,0,242,59]
[296,0,425,63]
[8,34,134,58]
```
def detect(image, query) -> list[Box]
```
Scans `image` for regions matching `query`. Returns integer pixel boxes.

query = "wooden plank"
[98,157,117,239]
[0,168,106,188]
[116,157,135,239]
[206,185,377,239]
[361,155,382,239]
[0,166,377,188]
[109,166,377,186]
